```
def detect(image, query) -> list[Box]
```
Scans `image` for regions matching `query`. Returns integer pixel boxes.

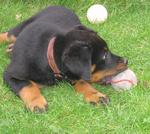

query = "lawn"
[0,0,150,133]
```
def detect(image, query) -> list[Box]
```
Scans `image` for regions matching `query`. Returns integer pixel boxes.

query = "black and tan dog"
[0,6,128,112]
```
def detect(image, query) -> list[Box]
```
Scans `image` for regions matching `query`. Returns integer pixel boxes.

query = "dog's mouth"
[116,63,128,71]
[97,63,128,85]
[91,57,128,84]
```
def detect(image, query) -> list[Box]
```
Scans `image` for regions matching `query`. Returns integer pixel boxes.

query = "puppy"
[0,6,128,112]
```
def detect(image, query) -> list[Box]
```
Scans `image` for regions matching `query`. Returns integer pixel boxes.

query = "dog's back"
[9,6,81,36]
[0,6,81,42]
[34,6,81,28]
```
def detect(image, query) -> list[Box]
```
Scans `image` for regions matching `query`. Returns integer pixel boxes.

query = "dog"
[0,6,128,112]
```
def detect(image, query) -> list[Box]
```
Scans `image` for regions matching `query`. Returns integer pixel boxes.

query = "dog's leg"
[74,80,110,105]
[0,32,16,54]
[0,32,16,43]
[0,32,8,42]
[19,82,48,112]
[0,16,36,44]
[4,72,48,112]
[0,15,36,44]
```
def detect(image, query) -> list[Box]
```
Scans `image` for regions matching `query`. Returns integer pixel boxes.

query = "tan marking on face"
[91,69,117,83]
[91,64,96,73]
[91,61,127,83]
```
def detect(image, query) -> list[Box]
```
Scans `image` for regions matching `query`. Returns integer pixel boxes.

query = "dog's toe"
[27,95,48,113]
[99,96,110,105]
[33,104,48,113]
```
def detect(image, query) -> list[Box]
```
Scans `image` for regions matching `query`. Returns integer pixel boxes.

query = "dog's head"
[60,25,128,82]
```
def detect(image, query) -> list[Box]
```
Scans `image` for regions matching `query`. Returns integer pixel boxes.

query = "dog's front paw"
[26,95,48,113]
[85,91,110,105]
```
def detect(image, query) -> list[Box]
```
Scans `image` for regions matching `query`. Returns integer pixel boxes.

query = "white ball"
[87,4,108,24]
[111,69,137,90]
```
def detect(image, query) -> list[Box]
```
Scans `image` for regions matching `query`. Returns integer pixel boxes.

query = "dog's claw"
[33,104,48,113]
[90,102,97,105]
[6,43,14,53]
[99,96,110,105]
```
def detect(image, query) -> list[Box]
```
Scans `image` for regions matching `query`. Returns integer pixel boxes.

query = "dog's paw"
[6,43,14,54]
[85,91,110,105]
[26,95,48,113]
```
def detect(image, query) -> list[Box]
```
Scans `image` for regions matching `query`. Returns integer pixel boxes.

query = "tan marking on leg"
[19,82,48,112]
[74,80,109,104]
[8,35,16,43]
[0,32,16,43]
[0,32,8,43]
[30,81,44,89]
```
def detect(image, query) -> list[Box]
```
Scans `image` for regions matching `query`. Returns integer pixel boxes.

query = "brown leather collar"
[47,37,62,78]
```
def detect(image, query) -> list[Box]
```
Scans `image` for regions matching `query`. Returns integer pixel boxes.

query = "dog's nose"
[123,58,128,64]
[118,58,128,64]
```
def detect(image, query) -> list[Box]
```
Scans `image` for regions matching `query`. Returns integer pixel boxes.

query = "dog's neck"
[47,37,62,78]
[47,35,80,81]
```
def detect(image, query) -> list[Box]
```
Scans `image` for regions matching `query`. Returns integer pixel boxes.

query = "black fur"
[4,6,127,94]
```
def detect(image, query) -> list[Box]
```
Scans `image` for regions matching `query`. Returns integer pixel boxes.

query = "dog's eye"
[83,45,89,49]
[102,52,107,60]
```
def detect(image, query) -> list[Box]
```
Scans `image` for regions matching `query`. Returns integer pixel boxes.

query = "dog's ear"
[62,42,92,81]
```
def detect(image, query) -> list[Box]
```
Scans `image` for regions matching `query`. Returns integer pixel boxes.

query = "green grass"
[0,0,150,133]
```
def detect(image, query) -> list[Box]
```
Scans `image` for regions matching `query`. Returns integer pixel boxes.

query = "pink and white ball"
[111,69,137,90]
